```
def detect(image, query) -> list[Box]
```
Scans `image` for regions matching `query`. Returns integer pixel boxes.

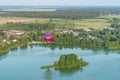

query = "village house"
[0,40,2,44]
[2,39,7,42]
[72,32,79,36]
[84,28,92,32]
[12,39,18,42]
[3,30,25,39]
[54,29,79,36]
[88,35,98,40]
[2,39,10,44]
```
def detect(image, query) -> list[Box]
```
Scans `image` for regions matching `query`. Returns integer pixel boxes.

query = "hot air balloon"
[43,33,53,43]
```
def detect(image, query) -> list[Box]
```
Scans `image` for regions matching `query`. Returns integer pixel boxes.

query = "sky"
[0,0,120,6]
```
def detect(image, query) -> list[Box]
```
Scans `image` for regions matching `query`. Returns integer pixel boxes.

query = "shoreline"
[28,41,44,44]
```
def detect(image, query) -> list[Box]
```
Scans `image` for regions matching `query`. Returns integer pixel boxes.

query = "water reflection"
[44,69,53,80]
[39,44,120,54]
[0,53,7,61]
[19,45,28,50]
[43,67,84,79]
[1,44,120,61]
[54,67,83,76]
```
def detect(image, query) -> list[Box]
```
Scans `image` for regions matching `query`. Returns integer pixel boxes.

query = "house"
[3,39,7,42]
[72,32,79,36]
[55,29,74,34]
[84,28,92,32]
[88,35,98,40]
[0,40,2,44]
[12,39,17,42]
[3,30,25,39]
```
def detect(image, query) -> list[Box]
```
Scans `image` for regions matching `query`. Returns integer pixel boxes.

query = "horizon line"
[0,5,120,7]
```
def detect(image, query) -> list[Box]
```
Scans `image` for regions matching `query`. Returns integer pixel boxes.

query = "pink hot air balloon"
[44,33,53,43]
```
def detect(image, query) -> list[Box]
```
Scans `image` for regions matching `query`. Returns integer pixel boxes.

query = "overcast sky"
[0,0,120,6]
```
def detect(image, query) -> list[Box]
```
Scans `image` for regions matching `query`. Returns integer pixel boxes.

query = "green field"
[97,14,120,19]
[49,18,110,29]
[50,14,120,29]
[0,15,113,30]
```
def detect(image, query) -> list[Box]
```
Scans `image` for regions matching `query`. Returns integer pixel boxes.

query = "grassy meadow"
[0,15,116,30]
[97,14,120,19]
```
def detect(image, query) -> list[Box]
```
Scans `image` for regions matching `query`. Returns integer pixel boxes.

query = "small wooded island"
[41,54,89,69]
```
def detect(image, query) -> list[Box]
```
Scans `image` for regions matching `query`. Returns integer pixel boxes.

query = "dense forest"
[0,22,55,31]
[0,10,98,19]
[1,7,120,19]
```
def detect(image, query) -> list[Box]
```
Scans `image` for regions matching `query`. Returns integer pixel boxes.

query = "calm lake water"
[0,45,120,80]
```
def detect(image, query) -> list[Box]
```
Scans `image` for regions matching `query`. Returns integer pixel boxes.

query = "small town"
[0,30,26,44]
[0,28,99,45]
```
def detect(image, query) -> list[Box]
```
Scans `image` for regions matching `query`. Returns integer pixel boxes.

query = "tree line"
[0,10,99,19]
[0,38,27,56]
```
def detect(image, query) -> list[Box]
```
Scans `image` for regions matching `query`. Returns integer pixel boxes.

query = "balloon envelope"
[44,33,53,43]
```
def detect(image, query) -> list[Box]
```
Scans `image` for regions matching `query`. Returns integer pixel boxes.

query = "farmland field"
[97,14,120,19]
[0,17,111,30]
[0,17,49,24]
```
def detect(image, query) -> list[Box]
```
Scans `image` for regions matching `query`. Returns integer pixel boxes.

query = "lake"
[0,45,120,80]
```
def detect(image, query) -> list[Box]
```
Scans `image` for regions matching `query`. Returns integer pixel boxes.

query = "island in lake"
[41,54,89,69]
